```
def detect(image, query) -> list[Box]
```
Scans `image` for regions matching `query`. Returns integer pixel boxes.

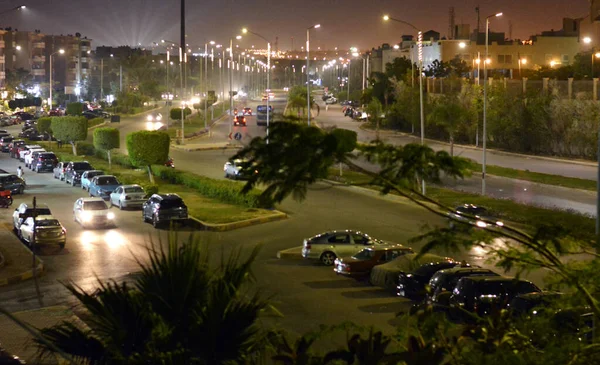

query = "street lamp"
[243,28,272,141]
[383,14,425,194]
[482,11,503,196]
[306,23,320,125]
[49,49,65,108]
[584,36,592,44]
[592,51,600,79]
[518,57,527,78]
[163,39,186,144]
[0,4,25,16]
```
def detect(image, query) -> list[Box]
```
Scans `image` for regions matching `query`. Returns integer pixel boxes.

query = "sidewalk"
[0,223,43,287]
[171,141,242,152]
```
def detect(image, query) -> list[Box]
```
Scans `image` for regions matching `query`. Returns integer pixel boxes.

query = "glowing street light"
[584,36,592,44]
[459,42,466,48]
[306,23,321,125]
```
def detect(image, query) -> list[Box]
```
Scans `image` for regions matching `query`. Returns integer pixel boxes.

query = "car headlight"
[82,211,92,222]
[107,212,115,220]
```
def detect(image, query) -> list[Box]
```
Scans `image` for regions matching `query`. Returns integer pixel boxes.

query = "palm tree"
[34,234,274,364]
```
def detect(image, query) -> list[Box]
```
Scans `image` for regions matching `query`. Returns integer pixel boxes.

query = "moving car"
[142,193,188,228]
[369,253,456,291]
[0,174,26,194]
[109,184,146,210]
[81,170,105,191]
[333,245,414,278]
[73,197,115,228]
[243,107,252,115]
[64,161,94,186]
[13,202,52,233]
[448,204,504,228]
[426,267,500,308]
[19,215,66,248]
[301,230,390,265]
[449,276,541,321]
[396,256,463,299]
[53,161,70,181]
[223,159,257,180]
[31,152,58,173]
[233,115,247,126]
[88,175,121,200]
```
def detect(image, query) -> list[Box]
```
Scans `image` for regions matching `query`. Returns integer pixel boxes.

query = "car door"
[111,187,122,205]
[20,217,33,241]
[351,233,371,251]
[4,175,16,191]
[326,233,351,256]
[73,199,82,222]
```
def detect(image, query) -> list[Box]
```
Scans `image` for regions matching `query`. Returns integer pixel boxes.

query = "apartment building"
[44,33,92,96]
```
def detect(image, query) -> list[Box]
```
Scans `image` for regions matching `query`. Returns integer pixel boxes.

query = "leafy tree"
[366,98,384,138]
[425,60,450,78]
[50,116,88,155]
[65,102,84,116]
[5,68,33,94]
[371,72,394,107]
[31,235,274,364]
[126,130,170,182]
[170,107,192,121]
[36,117,52,135]
[93,127,120,169]
[427,93,467,156]
[448,56,470,77]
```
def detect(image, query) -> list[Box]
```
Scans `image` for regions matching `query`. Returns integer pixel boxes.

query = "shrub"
[88,117,105,128]
[126,131,170,182]
[170,107,192,120]
[153,166,271,208]
[141,183,159,197]
[37,117,52,134]
[93,127,120,168]
[50,116,88,155]
[66,102,84,116]
[77,142,96,156]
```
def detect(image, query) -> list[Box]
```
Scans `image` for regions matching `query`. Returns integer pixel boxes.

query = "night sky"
[1,0,591,51]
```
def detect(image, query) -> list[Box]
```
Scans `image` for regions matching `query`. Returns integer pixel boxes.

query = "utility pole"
[180,0,185,144]
[100,58,104,101]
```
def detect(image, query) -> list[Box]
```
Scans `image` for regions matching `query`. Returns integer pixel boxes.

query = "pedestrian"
[326,104,329,112]
[17,166,23,178]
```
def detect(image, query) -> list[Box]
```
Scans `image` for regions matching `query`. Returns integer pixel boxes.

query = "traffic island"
[0,225,44,287]
[188,209,288,232]
[276,246,303,260]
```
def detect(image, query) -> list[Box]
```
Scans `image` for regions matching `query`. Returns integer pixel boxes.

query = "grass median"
[327,168,595,241]
[35,141,274,225]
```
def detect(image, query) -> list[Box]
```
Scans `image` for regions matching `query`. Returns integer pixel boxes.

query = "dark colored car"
[0,174,26,194]
[32,152,58,173]
[22,120,36,130]
[396,260,464,299]
[507,291,564,318]
[87,109,111,118]
[14,112,34,121]
[448,204,504,228]
[142,193,188,228]
[9,140,25,158]
[449,276,541,321]
[334,245,414,278]
[0,136,14,152]
[64,161,94,186]
[53,161,70,180]
[427,267,500,308]
[19,128,43,141]
[233,115,247,126]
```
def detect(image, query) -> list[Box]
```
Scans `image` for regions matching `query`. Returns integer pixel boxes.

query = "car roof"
[121,184,142,188]
[84,170,104,173]
[34,214,58,221]
[365,244,411,252]
[435,267,496,276]
[464,276,529,283]
[153,193,182,200]
[93,175,117,179]
[80,197,106,203]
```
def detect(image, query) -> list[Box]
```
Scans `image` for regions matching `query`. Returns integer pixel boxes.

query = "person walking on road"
[17,166,23,178]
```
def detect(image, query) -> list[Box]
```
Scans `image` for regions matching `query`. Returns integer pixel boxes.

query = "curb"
[170,144,241,152]
[0,244,44,287]
[359,125,597,168]
[276,246,303,260]
[88,121,109,131]
[322,178,412,205]
[188,210,288,232]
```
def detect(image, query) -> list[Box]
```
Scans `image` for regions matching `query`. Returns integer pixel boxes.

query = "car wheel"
[18,186,24,194]
[118,201,123,210]
[320,252,337,266]
[152,214,159,228]
[89,192,93,197]
[59,243,65,249]
[142,211,148,223]
[71,179,76,186]
[81,184,85,190]
[36,167,40,173]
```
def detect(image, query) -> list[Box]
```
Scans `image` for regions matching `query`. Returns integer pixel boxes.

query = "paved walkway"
[0,223,39,286]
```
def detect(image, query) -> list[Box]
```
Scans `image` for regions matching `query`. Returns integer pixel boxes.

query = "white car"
[301,230,390,265]
[73,197,115,228]
[19,145,41,161]
[224,159,257,180]
[24,148,46,168]
[19,215,66,248]
[109,184,146,210]
[325,97,337,104]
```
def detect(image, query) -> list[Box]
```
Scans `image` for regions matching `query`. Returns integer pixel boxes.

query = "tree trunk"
[147,165,155,184]
[107,150,112,170]
[71,142,77,156]
[450,135,454,157]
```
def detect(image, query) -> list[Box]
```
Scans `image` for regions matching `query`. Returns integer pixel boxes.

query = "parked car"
[109,184,146,210]
[82,111,99,120]
[22,120,36,130]
[448,276,541,321]
[396,257,464,299]
[24,149,46,168]
[0,174,26,194]
[18,145,42,161]
[9,140,25,158]
[87,109,111,118]
[19,215,66,248]
[223,159,257,180]
[31,152,58,173]
[508,291,564,318]
[302,230,391,266]
[233,115,247,126]
[448,204,504,228]
[13,202,52,233]
[0,136,14,152]
[333,245,414,278]
[64,161,94,186]
[243,107,252,115]
[426,267,500,308]
[88,175,121,200]
[369,253,456,291]
[53,161,70,180]
[142,193,188,228]
[14,112,33,121]
[73,197,115,228]
[80,170,105,191]
[19,128,43,141]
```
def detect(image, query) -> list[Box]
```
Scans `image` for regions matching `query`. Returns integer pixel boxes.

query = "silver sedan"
[109,184,146,210]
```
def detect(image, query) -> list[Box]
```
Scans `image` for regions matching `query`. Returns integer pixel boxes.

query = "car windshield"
[124,187,144,193]
[25,208,51,216]
[160,199,185,209]
[352,249,374,260]
[97,177,119,185]
[36,219,60,227]
[476,281,538,297]
[40,153,55,159]
[73,162,93,170]
[83,201,107,210]
[87,171,104,179]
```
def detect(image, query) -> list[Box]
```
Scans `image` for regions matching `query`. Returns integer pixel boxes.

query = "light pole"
[383,14,426,194]
[49,49,65,109]
[518,57,527,79]
[242,28,272,141]
[229,35,242,130]
[306,24,321,126]
[163,40,186,144]
[482,12,503,196]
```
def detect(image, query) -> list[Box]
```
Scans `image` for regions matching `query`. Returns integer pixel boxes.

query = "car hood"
[336,256,363,265]
[82,209,110,217]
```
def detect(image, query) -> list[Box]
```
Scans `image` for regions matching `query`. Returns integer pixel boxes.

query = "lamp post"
[242,28,272,142]
[162,40,185,144]
[383,14,425,194]
[229,35,242,131]
[518,57,527,79]
[306,24,320,126]
[482,12,503,196]
[49,49,65,109]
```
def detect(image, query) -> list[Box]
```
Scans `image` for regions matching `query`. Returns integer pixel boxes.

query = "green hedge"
[88,117,105,128]
[77,141,96,156]
[153,166,271,208]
